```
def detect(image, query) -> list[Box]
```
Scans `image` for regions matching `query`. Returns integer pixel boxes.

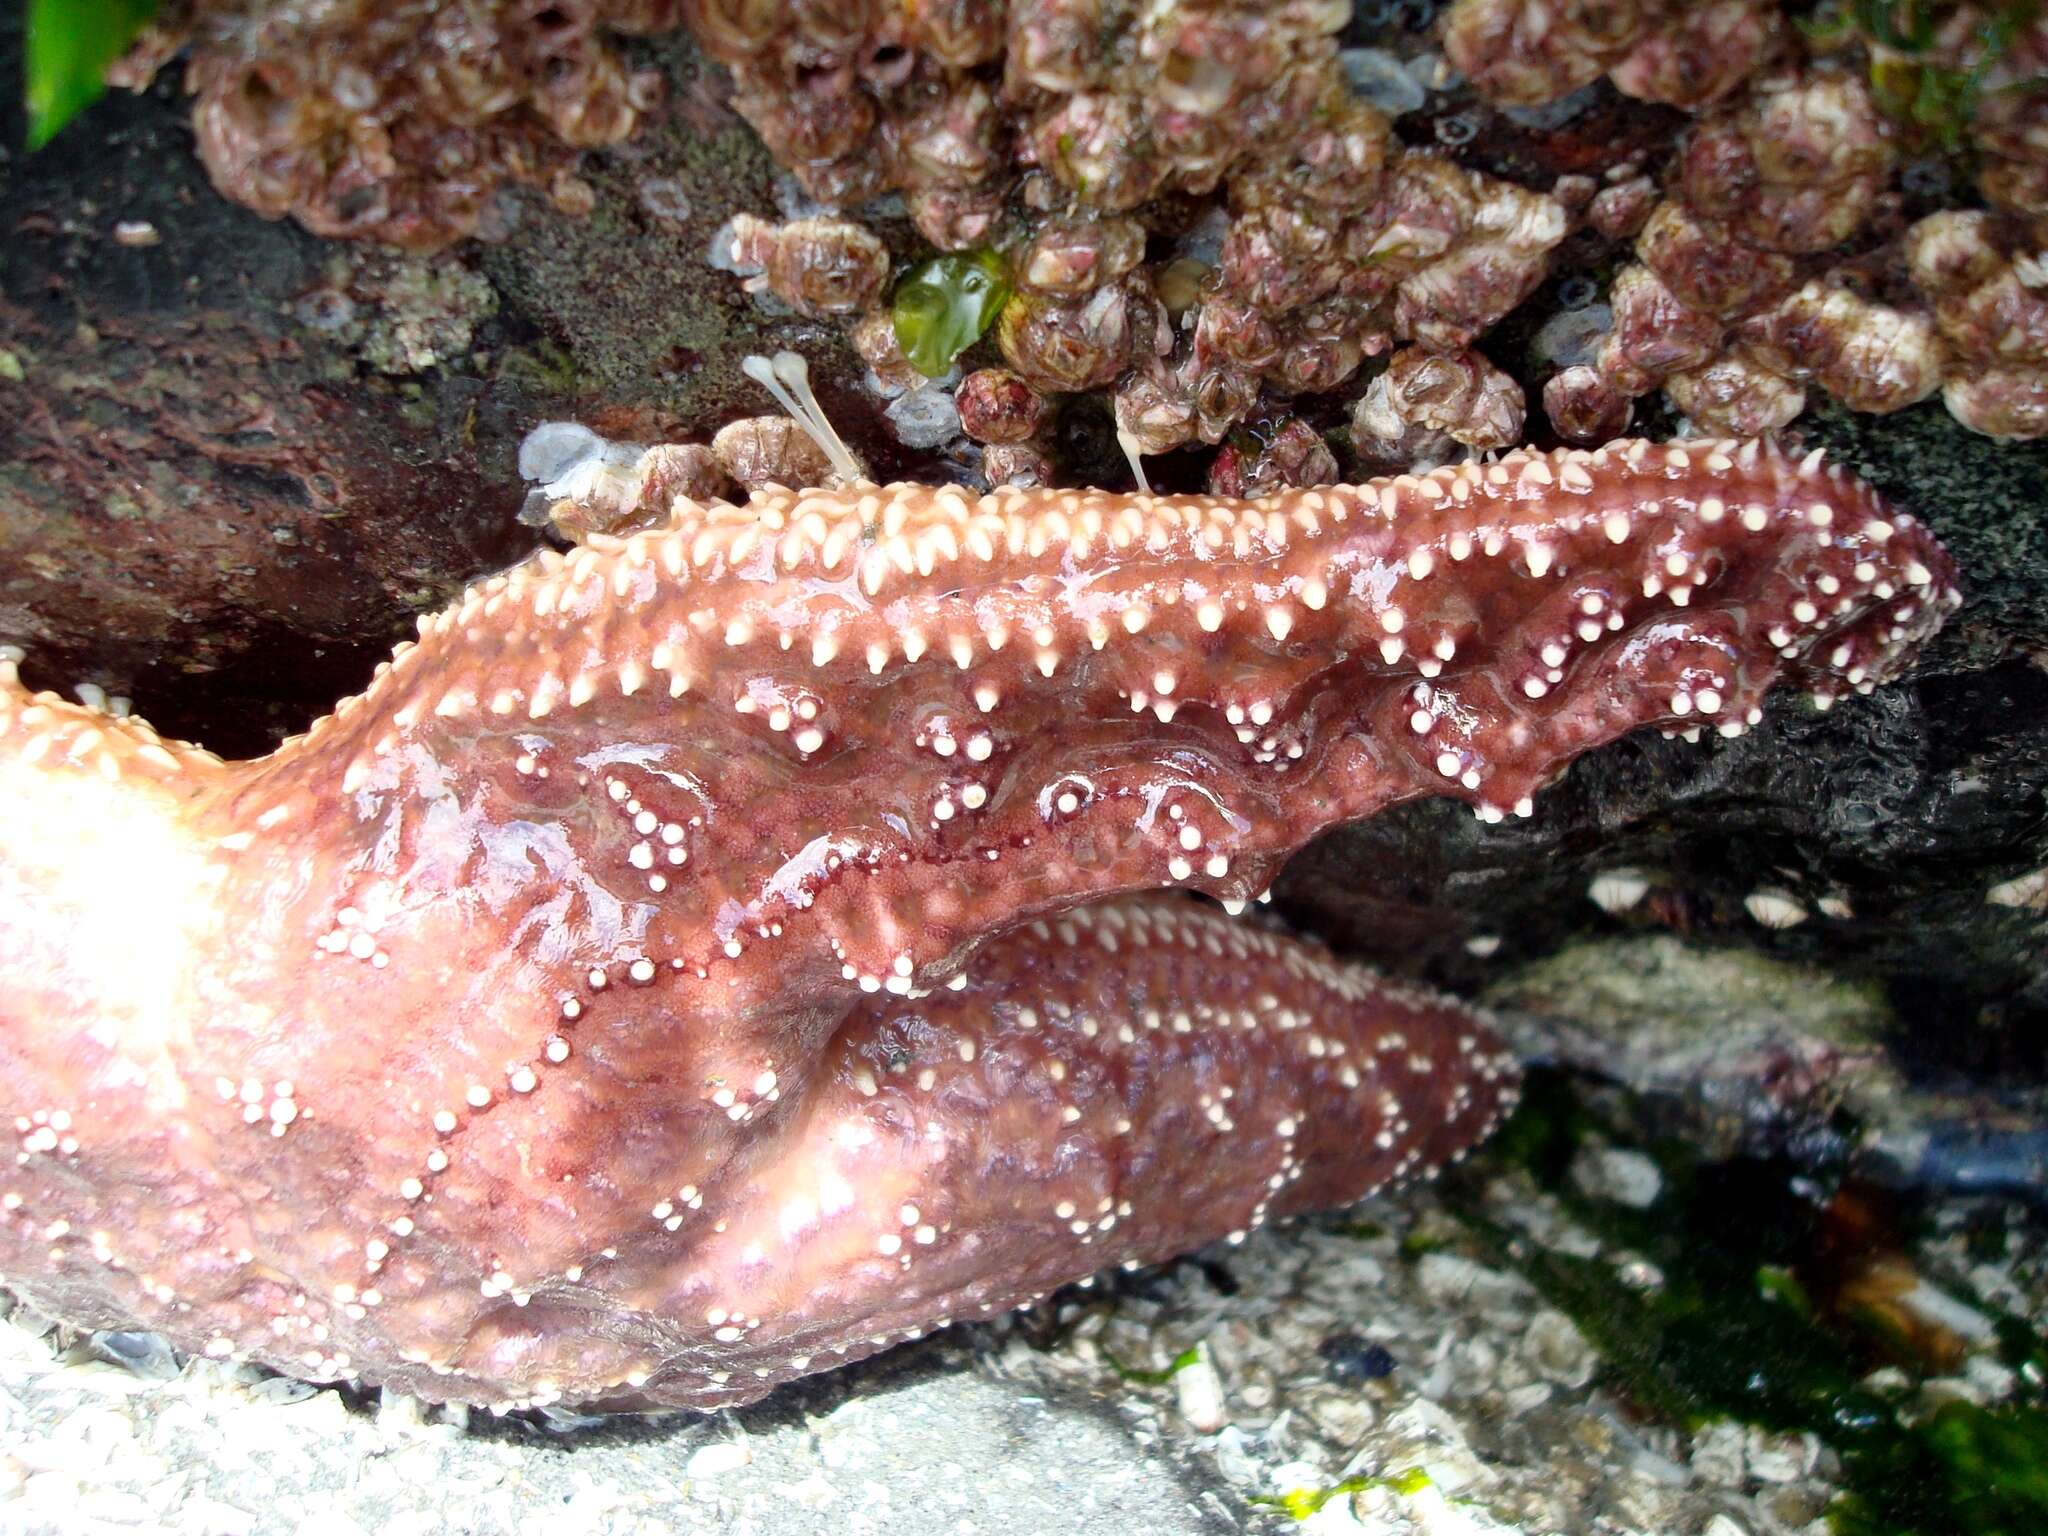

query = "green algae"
[892,251,1011,377]
[1450,1072,2048,1536]
[1251,1466,1433,1521]
[1102,1342,1202,1386]
[1834,1403,2048,1536]
[1802,1,2042,154]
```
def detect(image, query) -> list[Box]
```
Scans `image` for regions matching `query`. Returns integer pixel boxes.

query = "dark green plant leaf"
[891,249,1011,378]
[26,0,159,151]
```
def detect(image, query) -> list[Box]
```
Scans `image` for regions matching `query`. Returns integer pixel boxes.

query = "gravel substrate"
[1,1162,2038,1536]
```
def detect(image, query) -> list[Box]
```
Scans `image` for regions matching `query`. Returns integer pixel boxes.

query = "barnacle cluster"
[114,0,682,249]
[1908,209,2048,440]
[691,0,2048,480]
[684,0,1356,243]
[1111,143,1568,456]
[684,0,1573,465]
[1542,60,1947,441]
[1441,0,1788,111]
[112,0,2048,447]
[520,429,732,541]
[517,392,876,542]
[1205,416,1340,497]
[1444,0,2048,441]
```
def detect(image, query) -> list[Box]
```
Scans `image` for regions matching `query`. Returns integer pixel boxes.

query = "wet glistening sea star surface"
[0,428,1957,1409]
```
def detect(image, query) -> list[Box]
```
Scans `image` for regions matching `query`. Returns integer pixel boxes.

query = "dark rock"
[1317,1333,1398,1385]
[1,20,535,754]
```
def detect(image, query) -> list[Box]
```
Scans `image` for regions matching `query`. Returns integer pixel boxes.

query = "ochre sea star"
[0,433,1956,1409]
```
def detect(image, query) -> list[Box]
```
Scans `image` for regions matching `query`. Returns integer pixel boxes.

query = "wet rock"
[1569,1145,1664,1209]
[310,253,500,374]
[1415,1252,1524,1311]
[684,1440,752,1478]
[1743,1426,1821,1484]
[1480,935,1904,1154]
[0,59,536,754]
[1689,1419,1747,1489]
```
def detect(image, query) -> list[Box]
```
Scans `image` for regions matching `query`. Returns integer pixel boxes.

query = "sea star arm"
[0,437,1957,1408]
[309,435,1956,996]
[446,898,1518,1406]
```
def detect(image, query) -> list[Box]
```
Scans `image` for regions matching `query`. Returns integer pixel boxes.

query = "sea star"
[0,423,1956,1410]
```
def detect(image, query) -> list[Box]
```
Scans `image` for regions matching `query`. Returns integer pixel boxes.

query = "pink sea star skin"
[0,439,1958,1411]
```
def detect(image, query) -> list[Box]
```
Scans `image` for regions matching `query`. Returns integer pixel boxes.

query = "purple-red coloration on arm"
[0,437,1957,1409]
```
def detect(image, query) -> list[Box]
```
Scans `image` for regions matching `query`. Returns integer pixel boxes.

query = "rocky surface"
[0,1308,1242,1534]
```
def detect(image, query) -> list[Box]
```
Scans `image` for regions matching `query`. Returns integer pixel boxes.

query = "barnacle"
[1737,282,1944,416]
[726,214,893,317]
[1543,363,1636,441]
[1608,0,1786,109]
[114,0,2048,448]
[1386,165,1572,349]
[1113,361,1206,457]
[1662,355,1808,436]
[1352,347,1526,468]
[1587,173,1660,241]
[1205,417,1338,497]
[1637,202,1799,320]
[1441,0,1657,108]
[1598,266,1727,396]
[541,442,733,542]
[710,416,840,491]
[955,368,1049,444]
[998,281,1159,394]
[1679,63,1897,255]
[979,439,1054,486]
[1016,215,1148,297]
[1268,298,1386,394]
[1907,208,2048,439]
